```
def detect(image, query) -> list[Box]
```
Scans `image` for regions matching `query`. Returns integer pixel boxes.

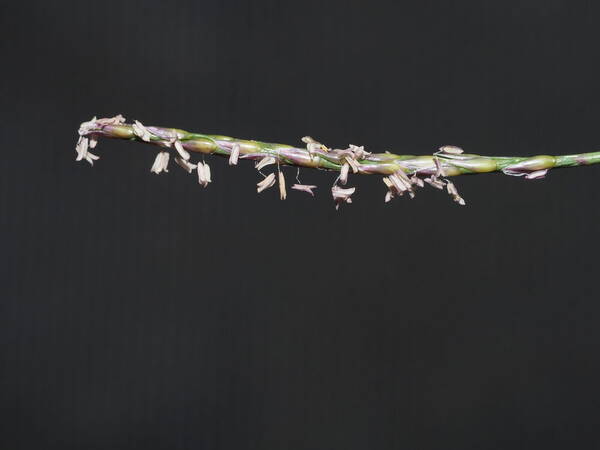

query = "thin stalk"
[75,115,600,207]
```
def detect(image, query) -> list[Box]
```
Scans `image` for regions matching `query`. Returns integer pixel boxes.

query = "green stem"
[555,151,600,168]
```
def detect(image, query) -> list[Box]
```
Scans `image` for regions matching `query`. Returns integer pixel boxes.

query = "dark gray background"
[2,0,600,448]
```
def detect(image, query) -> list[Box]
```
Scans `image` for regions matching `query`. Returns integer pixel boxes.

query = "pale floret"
[132,120,153,142]
[257,173,276,193]
[291,184,317,196]
[439,145,464,155]
[256,156,276,170]
[339,163,350,185]
[197,162,212,187]
[174,140,190,160]
[175,157,197,173]
[229,143,240,166]
[75,136,100,166]
[150,152,170,174]
[331,185,356,209]
[525,169,548,180]
[278,171,287,200]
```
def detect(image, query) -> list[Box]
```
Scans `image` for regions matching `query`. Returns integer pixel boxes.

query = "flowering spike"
[75,115,600,208]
